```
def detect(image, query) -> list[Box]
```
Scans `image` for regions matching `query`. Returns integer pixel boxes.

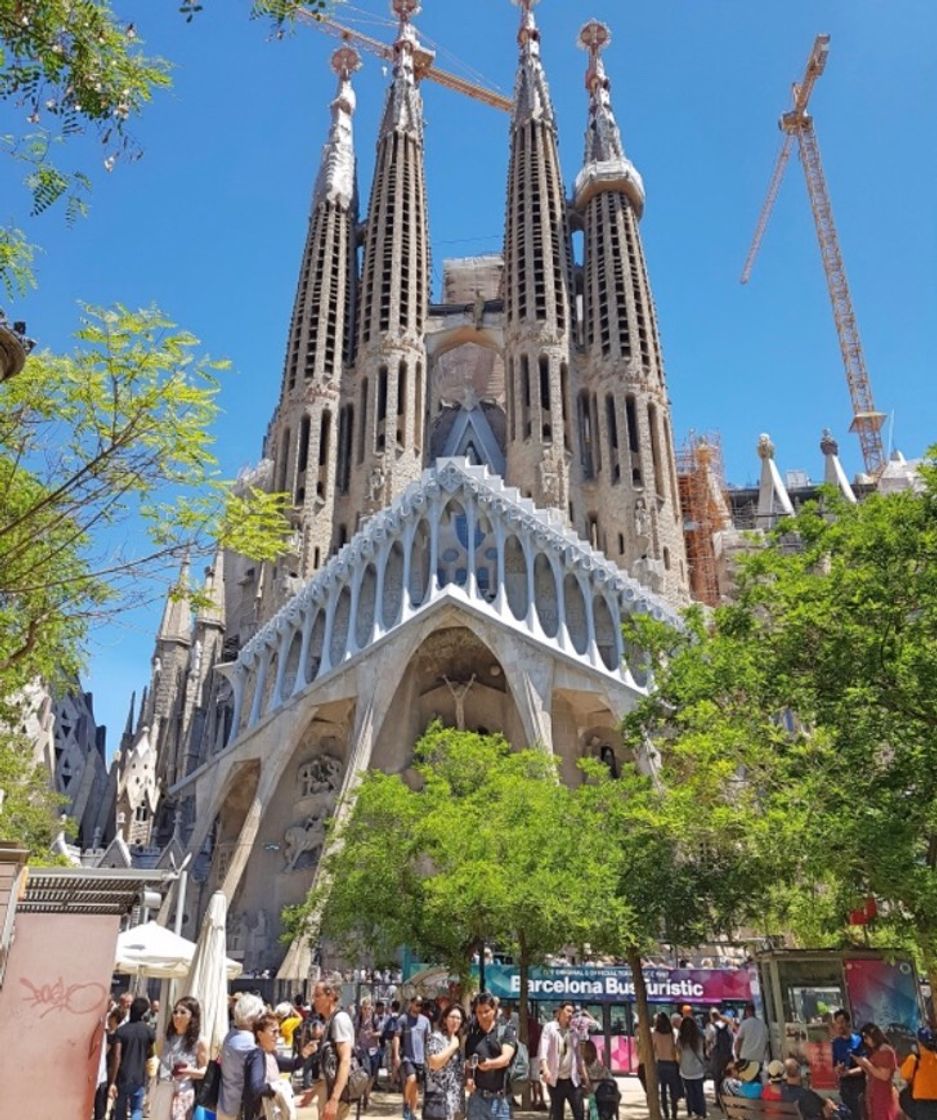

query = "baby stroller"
[593,1078,622,1120]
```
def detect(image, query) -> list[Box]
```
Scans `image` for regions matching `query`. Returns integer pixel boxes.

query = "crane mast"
[295,9,513,113]
[742,34,886,476]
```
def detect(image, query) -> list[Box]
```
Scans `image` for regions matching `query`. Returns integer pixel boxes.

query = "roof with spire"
[157,554,192,647]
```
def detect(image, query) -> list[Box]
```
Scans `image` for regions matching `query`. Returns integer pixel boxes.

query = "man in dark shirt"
[109,996,156,1120]
[466,991,517,1120]
[781,1058,836,1120]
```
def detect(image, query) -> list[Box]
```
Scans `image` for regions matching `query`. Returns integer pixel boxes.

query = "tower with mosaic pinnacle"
[502,0,576,514]
[572,20,688,600]
[335,0,430,537]
[268,44,362,584]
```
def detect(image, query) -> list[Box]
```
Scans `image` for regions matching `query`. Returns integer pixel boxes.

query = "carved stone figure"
[283,813,328,872]
[633,497,650,541]
[442,674,476,730]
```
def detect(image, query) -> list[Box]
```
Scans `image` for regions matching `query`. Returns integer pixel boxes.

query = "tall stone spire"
[157,552,192,647]
[572,21,688,603]
[338,0,429,530]
[502,0,575,514]
[268,46,361,584]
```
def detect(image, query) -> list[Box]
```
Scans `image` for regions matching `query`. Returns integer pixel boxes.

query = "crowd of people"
[636,1001,937,1120]
[96,981,937,1120]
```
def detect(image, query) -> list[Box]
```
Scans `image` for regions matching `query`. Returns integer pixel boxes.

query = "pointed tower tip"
[572,18,644,215]
[512,0,541,51]
[157,555,193,646]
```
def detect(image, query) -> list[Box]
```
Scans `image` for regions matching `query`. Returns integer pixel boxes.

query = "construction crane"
[294,5,513,113]
[741,34,886,476]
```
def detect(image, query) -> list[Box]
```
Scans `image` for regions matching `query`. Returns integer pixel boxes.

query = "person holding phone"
[465,992,517,1120]
[151,997,208,1120]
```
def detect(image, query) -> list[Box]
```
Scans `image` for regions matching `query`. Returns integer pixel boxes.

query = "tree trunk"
[519,931,531,1108]
[627,945,662,1120]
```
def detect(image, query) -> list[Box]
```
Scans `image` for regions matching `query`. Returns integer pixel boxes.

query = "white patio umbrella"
[184,890,232,1057]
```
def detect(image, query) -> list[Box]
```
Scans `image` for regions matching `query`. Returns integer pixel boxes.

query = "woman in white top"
[152,997,208,1120]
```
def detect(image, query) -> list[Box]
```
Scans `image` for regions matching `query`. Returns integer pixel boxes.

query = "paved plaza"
[296,1079,664,1120]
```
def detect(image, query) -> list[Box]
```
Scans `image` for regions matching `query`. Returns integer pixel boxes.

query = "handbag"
[149,1080,176,1120]
[422,1090,448,1120]
[195,1058,222,1111]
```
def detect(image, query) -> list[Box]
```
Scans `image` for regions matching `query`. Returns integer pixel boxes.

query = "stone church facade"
[118,2,694,976]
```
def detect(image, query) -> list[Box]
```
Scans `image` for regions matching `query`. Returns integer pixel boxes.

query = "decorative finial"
[331,45,362,80]
[757,433,775,460]
[578,20,611,93]
[820,428,839,456]
[512,0,541,48]
[391,0,421,23]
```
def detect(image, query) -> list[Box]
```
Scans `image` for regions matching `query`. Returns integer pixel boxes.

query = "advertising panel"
[481,963,752,1004]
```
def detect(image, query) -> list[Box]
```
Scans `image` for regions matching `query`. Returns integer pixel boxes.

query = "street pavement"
[296,1078,668,1120]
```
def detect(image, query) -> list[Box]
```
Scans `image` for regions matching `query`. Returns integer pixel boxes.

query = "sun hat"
[767,1059,786,1082]
[738,1061,761,1083]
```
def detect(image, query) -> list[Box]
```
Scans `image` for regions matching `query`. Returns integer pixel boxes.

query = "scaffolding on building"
[677,432,730,607]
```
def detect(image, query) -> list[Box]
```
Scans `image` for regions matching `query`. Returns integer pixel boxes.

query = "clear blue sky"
[6,0,936,751]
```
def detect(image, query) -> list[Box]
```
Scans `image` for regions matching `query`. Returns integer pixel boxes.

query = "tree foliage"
[0,0,331,294]
[624,453,937,987]
[0,729,69,857]
[0,303,290,709]
[284,723,632,1007]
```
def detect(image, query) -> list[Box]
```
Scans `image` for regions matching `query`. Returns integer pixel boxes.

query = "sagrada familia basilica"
[37,1,917,977]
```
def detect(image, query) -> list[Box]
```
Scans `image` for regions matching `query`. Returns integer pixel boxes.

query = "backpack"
[594,1078,622,1120]
[497,1023,530,1089]
[320,1013,371,1103]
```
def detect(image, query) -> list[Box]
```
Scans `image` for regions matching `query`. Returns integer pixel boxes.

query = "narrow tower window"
[605,394,620,483]
[539,355,551,442]
[376,366,388,451]
[648,402,664,497]
[278,429,291,495]
[521,355,531,440]
[296,415,311,505]
[397,360,407,447]
[316,410,331,499]
[357,378,368,464]
[625,395,642,486]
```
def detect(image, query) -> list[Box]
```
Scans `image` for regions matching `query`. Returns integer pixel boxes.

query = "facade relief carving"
[282,752,343,872]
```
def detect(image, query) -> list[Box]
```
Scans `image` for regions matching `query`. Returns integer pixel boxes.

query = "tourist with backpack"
[466,991,518,1120]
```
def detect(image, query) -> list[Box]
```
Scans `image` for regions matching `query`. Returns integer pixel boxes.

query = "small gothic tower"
[502,0,576,513]
[573,21,688,600]
[337,0,430,533]
[268,46,362,583]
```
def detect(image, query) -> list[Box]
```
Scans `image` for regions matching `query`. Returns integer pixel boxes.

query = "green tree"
[0,729,69,857]
[0,0,331,295]
[285,724,633,1054]
[623,451,937,990]
[0,302,290,709]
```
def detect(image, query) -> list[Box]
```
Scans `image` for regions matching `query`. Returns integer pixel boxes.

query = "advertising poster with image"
[844,958,921,1054]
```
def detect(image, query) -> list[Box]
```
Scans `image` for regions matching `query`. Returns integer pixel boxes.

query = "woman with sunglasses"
[426,1004,466,1120]
[151,997,208,1120]
[855,1023,901,1120]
